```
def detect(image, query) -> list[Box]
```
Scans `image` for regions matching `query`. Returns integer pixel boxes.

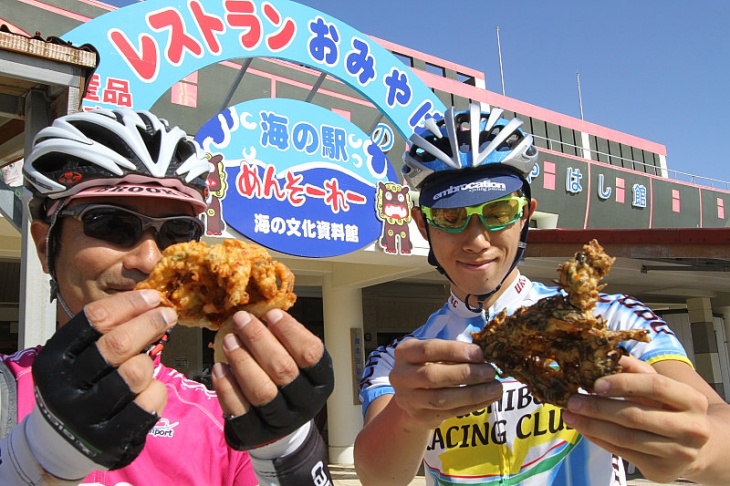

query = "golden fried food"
[136,239,296,330]
[471,239,650,407]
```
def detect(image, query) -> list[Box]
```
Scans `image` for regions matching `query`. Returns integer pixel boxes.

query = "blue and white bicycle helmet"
[403,104,539,311]
[403,103,537,191]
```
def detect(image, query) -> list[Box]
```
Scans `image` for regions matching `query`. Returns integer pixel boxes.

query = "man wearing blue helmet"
[354,104,730,485]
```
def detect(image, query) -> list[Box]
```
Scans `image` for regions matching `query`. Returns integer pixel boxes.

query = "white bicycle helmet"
[24,108,210,214]
[402,103,537,190]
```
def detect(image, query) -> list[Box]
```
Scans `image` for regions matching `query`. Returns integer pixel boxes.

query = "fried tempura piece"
[136,239,296,330]
[471,239,650,407]
[557,239,615,310]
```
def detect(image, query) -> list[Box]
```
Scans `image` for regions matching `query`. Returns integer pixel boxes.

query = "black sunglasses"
[58,203,204,249]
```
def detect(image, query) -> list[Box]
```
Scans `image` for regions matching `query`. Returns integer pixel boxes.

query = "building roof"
[526,227,730,274]
[0,24,97,68]
[0,25,98,167]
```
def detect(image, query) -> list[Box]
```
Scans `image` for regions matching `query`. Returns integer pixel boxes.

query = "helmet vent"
[34,154,99,174]
[143,129,162,163]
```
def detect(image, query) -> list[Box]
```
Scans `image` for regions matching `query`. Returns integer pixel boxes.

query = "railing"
[663,169,730,191]
[533,135,730,191]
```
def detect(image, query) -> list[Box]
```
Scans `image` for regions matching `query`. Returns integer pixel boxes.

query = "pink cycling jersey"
[2,346,258,486]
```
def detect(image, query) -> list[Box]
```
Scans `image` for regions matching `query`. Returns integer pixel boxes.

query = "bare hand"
[84,289,175,415]
[563,355,711,483]
[211,309,326,416]
[388,338,502,429]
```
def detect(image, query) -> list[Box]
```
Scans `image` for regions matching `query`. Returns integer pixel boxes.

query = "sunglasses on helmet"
[58,203,204,249]
[421,195,528,233]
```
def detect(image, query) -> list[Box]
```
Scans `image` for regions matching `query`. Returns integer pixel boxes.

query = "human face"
[414,197,534,305]
[32,196,199,324]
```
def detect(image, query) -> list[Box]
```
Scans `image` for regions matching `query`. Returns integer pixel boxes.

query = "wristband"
[0,409,93,484]
[248,421,332,486]
[248,421,311,461]
[225,348,334,450]
[25,405,100,480]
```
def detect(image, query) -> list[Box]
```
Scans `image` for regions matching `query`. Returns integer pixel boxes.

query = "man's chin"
[455,284,500,302]
[460,274,505,296]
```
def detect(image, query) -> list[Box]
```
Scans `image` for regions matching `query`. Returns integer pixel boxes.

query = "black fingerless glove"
[32,310,159,470]
[225,348,334,450]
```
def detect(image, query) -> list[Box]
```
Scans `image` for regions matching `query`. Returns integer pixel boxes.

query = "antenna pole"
[576,71,585,120]
[496,26,506,96]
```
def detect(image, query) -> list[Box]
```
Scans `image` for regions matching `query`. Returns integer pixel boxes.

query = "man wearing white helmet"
[0,109,333,485]
[354,104,730,485]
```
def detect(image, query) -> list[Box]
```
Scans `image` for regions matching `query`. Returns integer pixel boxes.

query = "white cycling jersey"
[360,272,692,486]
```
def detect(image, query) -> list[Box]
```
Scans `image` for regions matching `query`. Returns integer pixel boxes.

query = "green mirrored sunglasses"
[421,195,528,233]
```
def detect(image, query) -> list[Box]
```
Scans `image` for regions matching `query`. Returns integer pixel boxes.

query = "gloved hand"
[224,349,333,450]
[32,292,172,471]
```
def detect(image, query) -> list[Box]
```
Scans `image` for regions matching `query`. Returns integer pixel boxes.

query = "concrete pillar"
[715,304,730,401]
[687,297,722,395]
[18,89,56,348]
[322,273,364,465]
[718,306,730,351]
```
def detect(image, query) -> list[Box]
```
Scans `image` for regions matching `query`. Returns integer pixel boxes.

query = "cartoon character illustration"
[205,153,227,236]
[375,181,412,255]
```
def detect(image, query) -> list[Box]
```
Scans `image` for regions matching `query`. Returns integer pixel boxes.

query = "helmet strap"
[52,280,75,319]
[464,286,500,313]
[47,203,77,320]
[44,198,69,308]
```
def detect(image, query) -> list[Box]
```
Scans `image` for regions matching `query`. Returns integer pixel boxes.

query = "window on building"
[424,62,445,77]
[391,52,413,68]
[457,72,476,85]
[631,146,646,173]
[594,136,610,163]
[560,126,578,156]
[619,143,635,171]
[545,122,561,152]
[453,97,470,110]
[608,140,622,167]
[170,71,199,108]
[530,118,549,150]
[672,190,681,212]
[647,151,661,174]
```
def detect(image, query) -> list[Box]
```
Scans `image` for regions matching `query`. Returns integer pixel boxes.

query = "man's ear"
[411,207,429,240]
[521,198,538,230]
[30,220,51,274]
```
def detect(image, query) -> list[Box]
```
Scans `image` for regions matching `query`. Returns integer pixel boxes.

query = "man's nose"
[125,230,163,274]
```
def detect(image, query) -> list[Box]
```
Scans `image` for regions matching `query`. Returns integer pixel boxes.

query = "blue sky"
[295,0,730,186]
[104,0,730,186]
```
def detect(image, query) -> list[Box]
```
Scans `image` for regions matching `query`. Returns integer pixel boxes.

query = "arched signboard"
[65,0,447,256]
[65,0,446,140]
